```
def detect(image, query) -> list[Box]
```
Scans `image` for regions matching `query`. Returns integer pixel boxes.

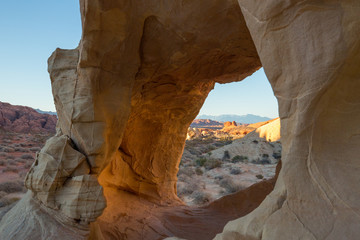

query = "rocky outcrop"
[190,119,224,129]
[0,101,56,134]
[0,0,261,238]
[215,1,360,239]
[223,121,237,128]
[245,118,281,142]
[2,0,359,239]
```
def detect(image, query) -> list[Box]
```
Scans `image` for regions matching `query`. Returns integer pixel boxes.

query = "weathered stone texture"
[215,1,360,239]
[1,0,359,239]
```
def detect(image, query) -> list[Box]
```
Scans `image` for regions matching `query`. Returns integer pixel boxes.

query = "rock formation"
[223,121,237,128]
[215,1,360,239]
[0,101,57,134]
[1,0,359,239]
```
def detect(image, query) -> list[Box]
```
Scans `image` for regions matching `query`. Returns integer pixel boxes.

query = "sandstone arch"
[1,0,359,239]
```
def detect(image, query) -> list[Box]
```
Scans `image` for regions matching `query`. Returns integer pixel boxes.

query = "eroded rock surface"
[0,101,57,134]
[1,0,359,239]
[215,1,360,239]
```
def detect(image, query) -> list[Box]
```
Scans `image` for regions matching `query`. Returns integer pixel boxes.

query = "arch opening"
[177,68,281,206]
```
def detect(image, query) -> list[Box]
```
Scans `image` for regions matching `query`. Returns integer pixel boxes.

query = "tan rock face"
[2,0,359,239]
[215,1,360,239]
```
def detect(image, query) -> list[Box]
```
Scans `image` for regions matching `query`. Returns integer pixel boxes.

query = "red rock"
[0,101,57,134]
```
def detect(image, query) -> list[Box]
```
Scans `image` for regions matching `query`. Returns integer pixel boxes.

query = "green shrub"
[256,174,264,179]
[195,167,203,175]
[195,157,207,167]
[230,168,241,175]
[220,178,243,194]
[222,150,230,160]
[204,159,222,170]
[232,155,248,163]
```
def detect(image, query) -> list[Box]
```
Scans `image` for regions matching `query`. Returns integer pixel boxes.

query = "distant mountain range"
[196,114,271,124]
[35,109,57,115]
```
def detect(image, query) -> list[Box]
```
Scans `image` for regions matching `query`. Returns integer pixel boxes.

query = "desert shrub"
[230,167,241,175]
[219,137,233,145]
[2,166,19,173]
[0,191,7,199]
[0,181,24,193]
[15,158,26,164]
[0,197,20,208]
[187,147,202,156]
[0,160,6,166]
[195,157,207,167]
[177,182,198,196]
[203,145,216,153]
[14,147,28,152]
[25,162,33,169]
[272,152,281,160]
[204,159,222,170]
[256,174,264,179]
[191,191,210,205]
[0,152,7,157]
[21,154,33,160]
[222,150,230,160]
[3,147,14,152]
[30,147,41,152]
[7,160,17,166]
[232,155,248,163]
[177,167,195,177]
[195,167,203,175]
[6,155,15,160]
[214,175,224,181]
[259,159,271,164]
[220,177,243,194]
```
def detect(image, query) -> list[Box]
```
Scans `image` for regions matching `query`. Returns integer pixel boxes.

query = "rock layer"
[215,1,360,239]
[1,0,359,239]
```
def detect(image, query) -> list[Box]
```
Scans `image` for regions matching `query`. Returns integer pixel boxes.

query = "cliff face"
[0,101,56,134]
[1,0,360,239]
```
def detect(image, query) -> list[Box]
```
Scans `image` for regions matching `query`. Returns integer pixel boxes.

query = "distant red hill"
[190,119,224,129]
[0,101,57,134]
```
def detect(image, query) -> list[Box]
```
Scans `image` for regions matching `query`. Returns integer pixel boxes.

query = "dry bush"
[195,167,203,175]
[6,155,15,160]
[14,147,29,152]
[3,147,14,153]
[24,162,33,169]
[177,181,199,196]
[230,167,241,175]
[0,191,7,199]
[232,155,248,163]
[0,197,21,208]
[219,177,244,194]
[256,174,264,179]
[29,147,41,152]
[204,159,222,170]
[177,166,195,177]
[0,181,24,193]
[191,191,211,205]
[2,166,19,173]
[21,154,34,160]
[15,158,26,164]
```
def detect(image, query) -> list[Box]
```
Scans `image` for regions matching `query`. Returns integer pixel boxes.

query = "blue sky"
[0,1,278,118]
